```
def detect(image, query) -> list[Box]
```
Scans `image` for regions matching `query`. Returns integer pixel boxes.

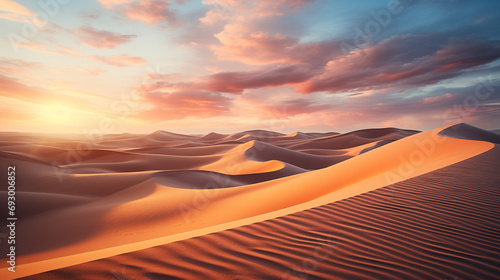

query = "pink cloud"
[76,26,136,49]
[203,0,334,67]
[205,64,315,93]
[138,90,232,120]
[0,58,40,75]
[143,81,201,93]
[212,24,299,65]
[210,22,340,65]
[96,0,179,25]
[252,0,314,17]
[142,64,316,94]
[122,0,176,24]
[422,93,454,104]
[201,0,313,23]
[91,54,147,67]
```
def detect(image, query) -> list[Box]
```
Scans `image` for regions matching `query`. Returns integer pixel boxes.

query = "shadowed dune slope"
[244,140,351,170]
[440,123,500,144]
[152,167,306,190]
[284,127,419,150]
[27,145,500,280]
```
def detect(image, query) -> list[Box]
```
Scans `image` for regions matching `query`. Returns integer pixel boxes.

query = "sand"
[0,123,498,279]
[26,145,500,280]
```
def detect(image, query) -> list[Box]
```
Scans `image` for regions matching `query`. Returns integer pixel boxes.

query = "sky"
[0,0,499,134]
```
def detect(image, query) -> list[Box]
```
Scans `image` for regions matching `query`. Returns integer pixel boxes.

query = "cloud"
[252,0,314,17]
[122,0,177,25]
[0,74,99,111]
[91,54,147,67]
[205,64,316,93]
[96,0,178,25]
[78,9,102,20]
[296,35,500,94]
[211,24,340,65]
[72,66,106,75]
[0,0,32,22]
[260,98,332,118]
[13,41,81,56]
[76,26,136,49]
[139,90,233,120]
[0,74,49,102]
[203,1,331,66]
[0,58,40,75]
[309,77,500,131]
[97,0,133,9]
[211,24,297,65]
[143,64,316,94]
[200,0,313,24]
[142,33,500,101]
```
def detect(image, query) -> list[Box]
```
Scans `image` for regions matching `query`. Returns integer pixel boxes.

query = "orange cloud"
[13,41,81,56]
[0,0,32,22]
[0,74,100,113]
[91,54,147,67]
[76,26,136,49]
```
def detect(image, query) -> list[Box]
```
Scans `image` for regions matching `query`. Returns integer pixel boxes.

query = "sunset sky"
[0,0,499,134]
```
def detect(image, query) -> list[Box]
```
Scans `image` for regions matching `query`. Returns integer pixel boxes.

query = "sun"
[40,104,79,125]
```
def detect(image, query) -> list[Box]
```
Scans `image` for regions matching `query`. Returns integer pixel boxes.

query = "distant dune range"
[0,123,499,279]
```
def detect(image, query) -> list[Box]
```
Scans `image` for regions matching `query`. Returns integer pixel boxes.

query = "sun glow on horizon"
[41,104,78,124]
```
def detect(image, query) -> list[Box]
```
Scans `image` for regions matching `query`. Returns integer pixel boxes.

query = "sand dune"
[439,123,500,143]
[0,123,497,279]
[30,145,500,280]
